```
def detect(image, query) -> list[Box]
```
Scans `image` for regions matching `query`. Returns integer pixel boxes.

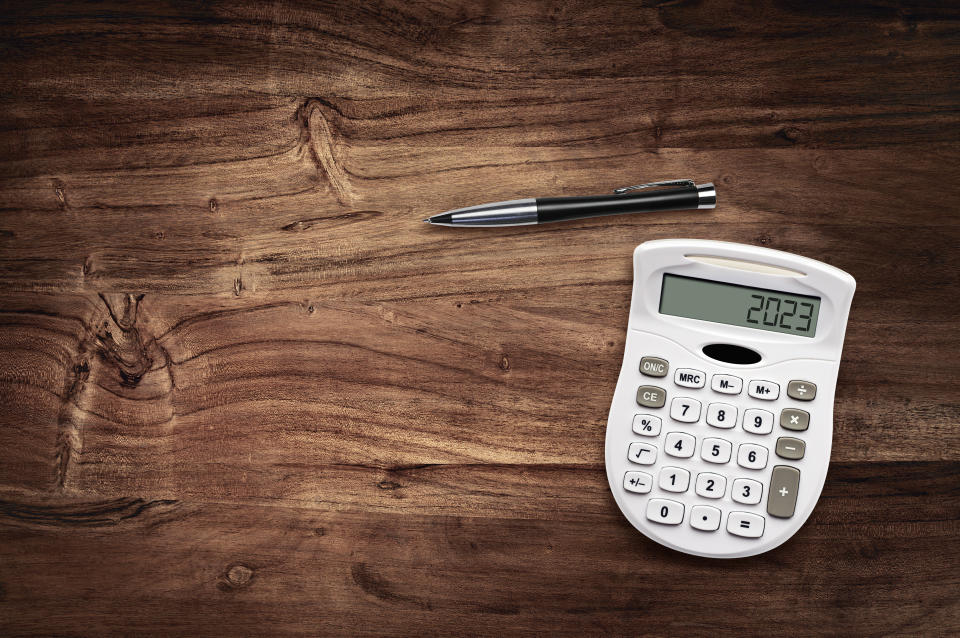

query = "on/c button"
[640,356,669,377]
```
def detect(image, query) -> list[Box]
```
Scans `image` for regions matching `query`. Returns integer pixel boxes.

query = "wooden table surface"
[1,2,958,636]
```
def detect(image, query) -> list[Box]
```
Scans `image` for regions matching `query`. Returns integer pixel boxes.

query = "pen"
[423,179,716,227]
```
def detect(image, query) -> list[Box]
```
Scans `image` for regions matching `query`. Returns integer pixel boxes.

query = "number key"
[743,408,774,435]
[706,402,737,429]
[737,443,769,470]
[658,466,690,493]
[732,478,763,505]
[664,432,696,458]
[646,498,684,525]
[700,437,732,464]
[695,472,726,499]
[670,397,702,423]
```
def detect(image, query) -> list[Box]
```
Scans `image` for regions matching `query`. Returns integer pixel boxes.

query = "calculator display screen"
[659,274,820,337]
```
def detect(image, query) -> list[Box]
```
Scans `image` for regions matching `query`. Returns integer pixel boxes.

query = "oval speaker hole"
[702,343,762,365]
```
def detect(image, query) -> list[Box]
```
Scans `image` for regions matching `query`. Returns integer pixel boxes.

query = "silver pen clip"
[614,179,695,195]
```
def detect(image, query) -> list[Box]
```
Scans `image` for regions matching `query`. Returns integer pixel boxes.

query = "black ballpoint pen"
[423,179,716,227]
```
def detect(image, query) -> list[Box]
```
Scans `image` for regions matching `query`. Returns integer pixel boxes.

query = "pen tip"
[422,218,432,223]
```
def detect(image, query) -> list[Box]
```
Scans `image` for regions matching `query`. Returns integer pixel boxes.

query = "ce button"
[636,385,666,409]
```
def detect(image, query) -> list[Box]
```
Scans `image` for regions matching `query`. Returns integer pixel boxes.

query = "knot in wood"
[226,564,253,587]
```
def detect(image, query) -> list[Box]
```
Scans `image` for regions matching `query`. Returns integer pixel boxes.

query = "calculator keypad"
[625,355,814,541]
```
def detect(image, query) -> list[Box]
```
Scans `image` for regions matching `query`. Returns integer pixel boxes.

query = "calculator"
[605,239,855,558]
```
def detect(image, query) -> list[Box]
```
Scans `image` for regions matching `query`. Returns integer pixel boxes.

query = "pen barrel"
[536,186,702,224]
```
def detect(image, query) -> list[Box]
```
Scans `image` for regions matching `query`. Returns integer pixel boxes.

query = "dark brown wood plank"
[0,148,958,298]
[0,292,956,506]
[1,1,958,155]
[0,462,957,637]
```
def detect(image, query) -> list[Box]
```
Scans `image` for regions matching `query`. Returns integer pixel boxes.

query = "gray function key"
[767,465,801,518]
[640,356,669,378]
[787,380,817,401]
[780,408,809,432]
[776,437,805,460]
[636,385,666,408]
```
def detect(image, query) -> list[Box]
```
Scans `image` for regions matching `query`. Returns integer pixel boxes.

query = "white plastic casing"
[605,239,856,558]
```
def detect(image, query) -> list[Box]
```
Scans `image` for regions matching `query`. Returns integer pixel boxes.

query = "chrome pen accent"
[422,198,537,227]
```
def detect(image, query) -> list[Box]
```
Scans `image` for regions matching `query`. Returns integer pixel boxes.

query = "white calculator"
[605,239,855,558]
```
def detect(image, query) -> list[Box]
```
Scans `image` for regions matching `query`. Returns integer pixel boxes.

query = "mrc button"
[636,385,666,408]
[674,368,705,388]
[639,356,669,377]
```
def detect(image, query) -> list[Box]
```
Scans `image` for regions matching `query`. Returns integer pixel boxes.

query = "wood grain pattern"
[1,1,958,635]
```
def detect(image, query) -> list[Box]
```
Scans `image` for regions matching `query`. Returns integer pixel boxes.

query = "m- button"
[640,356,669,378]
[636,385,666,409]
